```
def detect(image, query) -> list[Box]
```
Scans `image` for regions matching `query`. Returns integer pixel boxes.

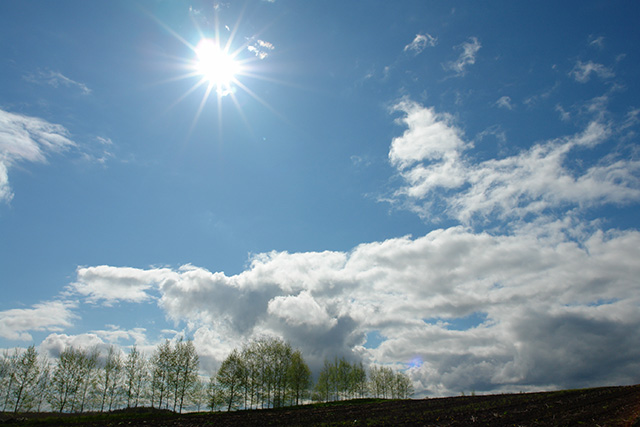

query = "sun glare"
[194,38,239,88]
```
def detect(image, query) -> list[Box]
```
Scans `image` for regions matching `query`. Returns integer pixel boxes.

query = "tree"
[1,349,17,411]
[312,359,332,402]
[368,365,413,399]
[150,340,172,409]
[32,360,51,412]
[287,350,311,406]
[188,377,207,412]
[76,348,99,413]
[10,346,41,412]
[123,346,148,408]
[206,375,224,412]
[173,338,199,413]
[48,347,87,412]
[216,349,245,411]
[392,371,414,399]
[350,362,367,399]
[312,357,366,402]
[98,346,123,412]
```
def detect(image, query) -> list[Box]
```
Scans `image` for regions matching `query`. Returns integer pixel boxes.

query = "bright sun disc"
[194,38,239,86]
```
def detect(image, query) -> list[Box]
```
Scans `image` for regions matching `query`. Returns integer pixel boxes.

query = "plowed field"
[3,384,640,426]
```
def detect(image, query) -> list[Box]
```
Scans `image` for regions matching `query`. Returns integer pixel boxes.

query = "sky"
[1,0,639,397]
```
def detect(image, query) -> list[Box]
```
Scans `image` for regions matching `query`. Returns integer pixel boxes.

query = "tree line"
[1,337,413,414]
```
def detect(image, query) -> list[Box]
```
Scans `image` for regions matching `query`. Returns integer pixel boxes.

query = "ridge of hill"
[3,384,639,426]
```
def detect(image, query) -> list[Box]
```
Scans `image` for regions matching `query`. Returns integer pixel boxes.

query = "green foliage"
[313,357,368,402]
[368,365,413,399]
[0,337,414,415]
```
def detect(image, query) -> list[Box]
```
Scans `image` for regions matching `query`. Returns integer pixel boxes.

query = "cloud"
[445,37,481,76]
[71,265,173,305]
[588,35,605,49]
[387,99,640,223]
[63,222,640,395]
[495,96,513,110]
[24,69,91,95]
[91,325,148,346]
[404,33,437,55]
[80,136,116,164]
[46,97,640,396]
[569,60,614,83]
[268,291,337,329]
[0,109,76,202]
[0,301,77,341]
[555,104,571,121]
[247,39,275,59]
[39,332,109,358]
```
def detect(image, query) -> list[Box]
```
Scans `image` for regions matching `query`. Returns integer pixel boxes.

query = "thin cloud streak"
[24,69,92,95]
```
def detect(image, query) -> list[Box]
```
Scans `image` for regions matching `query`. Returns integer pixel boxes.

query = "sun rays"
[146,7,281,139]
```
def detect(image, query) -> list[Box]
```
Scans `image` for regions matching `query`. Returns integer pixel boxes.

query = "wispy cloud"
[495,96,514,110]
[0,109,76,202]
[588,35,605,49]
[445,37,481,76]
[569,60,614,83]
[24,69,91,95]
[247,39,275,59]
[404,33,437,55]
[0,301,77,341]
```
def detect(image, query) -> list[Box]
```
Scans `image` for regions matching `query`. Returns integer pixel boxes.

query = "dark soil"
[3,384,640,426]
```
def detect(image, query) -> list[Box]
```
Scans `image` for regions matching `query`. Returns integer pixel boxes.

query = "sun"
[194,38,240,89]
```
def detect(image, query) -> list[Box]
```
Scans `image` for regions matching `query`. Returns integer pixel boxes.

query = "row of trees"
[313,358,412,401]
[0,339,198,414]
[209,337,312,411]
[1,338,413,414]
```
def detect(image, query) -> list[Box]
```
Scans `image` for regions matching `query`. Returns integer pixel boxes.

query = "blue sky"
[1,0,639,396]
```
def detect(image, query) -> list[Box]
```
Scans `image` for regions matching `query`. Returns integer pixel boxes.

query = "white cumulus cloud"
[63,221,640,395]
[0,301,77,341]
[387,99,640,223]
[71,265,174,305]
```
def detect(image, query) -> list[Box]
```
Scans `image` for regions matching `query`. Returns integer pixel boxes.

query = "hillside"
[3,384,640,426]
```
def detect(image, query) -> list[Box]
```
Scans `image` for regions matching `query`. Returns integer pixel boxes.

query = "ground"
[2,384,640,426]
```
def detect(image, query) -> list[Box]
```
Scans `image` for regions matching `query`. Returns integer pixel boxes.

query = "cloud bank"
[57,222,640,395]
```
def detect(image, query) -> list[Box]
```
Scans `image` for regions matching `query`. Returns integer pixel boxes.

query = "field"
[2,384,639,426]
